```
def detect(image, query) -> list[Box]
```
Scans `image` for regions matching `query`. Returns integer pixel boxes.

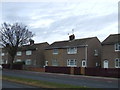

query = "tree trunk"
[9,55,15,69]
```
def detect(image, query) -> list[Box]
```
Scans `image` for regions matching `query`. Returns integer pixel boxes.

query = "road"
[2,80,37,88]
[2,69,119,88]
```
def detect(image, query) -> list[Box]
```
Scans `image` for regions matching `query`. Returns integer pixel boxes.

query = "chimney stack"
[69,34,75,41]
[29,39,34,45]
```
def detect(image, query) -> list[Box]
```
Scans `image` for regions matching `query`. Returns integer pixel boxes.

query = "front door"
[103,60,108,68]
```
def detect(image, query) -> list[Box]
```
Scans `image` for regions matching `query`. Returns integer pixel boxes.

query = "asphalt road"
[2,69,119,88]
[2,80,37,88]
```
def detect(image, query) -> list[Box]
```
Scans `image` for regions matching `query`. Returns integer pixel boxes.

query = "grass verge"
[2,75,87,88]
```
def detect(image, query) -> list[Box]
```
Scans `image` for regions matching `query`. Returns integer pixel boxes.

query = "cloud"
[0,0,118,44]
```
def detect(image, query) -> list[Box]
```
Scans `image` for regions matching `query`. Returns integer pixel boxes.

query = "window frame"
[25,59,31,65]
[67,47,77,54]
[26,50,32,55]
[16,51,22,56]
[115,43,120,51]
[53,49,58,54]
[67,59,77,67]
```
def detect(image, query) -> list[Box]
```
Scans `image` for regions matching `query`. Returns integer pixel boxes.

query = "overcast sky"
[0,0,119,44]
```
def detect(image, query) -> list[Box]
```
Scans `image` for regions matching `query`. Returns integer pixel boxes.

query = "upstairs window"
[1,53,5,56]
[53,49,58,54]
[67,59,77,67]
[115,43,120,51]
[115,58,120,68]
[26,50,32,55]
[67,47,77,54]
[16,51,22,56]
[94,50,98,56]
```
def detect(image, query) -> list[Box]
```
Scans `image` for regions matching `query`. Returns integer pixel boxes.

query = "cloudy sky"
[0,0,119,44]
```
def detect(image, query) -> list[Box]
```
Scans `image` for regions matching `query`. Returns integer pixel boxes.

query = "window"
[52,60,58,66]
[25,59,31,65]
[67,59,77,67]
[94,50,98,56]
[16,59,22,62]
[67,47,77,54]
[17,51,22,56]
[53,49,58,54]
[82,60,86,67]
[26,50,32,55]
[1,53,5,56]
[115,58,120,68]
[115,43,120,51]
[103,60,108,68]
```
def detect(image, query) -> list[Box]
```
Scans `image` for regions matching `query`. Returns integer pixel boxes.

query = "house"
[45,34,101,67]
[0,47,2,64]
[1,40,49,67]
[101,34,120,68]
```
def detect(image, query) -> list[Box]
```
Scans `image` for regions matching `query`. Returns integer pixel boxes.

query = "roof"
[45,37,97,49]
[102,34,120,45]
[18,42,48,51]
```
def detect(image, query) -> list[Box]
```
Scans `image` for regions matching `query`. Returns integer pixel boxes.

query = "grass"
[2,75,87,88]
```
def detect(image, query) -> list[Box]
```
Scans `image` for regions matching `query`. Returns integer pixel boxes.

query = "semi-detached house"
[45,34,101,67]
[101,34,120,68]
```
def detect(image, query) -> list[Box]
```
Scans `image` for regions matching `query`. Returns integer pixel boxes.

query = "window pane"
[26,51,32,55]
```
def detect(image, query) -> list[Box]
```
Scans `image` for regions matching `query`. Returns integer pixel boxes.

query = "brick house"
[101,34,120,68]
[1,40,49,67]
[45,34,101,67]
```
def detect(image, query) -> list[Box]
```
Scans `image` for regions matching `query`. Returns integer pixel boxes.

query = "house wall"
[45,47,86,67]
[87,37,101,67]
[45,37,101,68]
[101,44,120,68]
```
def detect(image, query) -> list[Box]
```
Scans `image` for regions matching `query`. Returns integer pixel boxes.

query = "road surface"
[2,80,37,88]
[2,69,119,88]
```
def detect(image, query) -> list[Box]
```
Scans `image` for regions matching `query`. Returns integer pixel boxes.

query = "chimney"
[69,34,75,41]
[29,39,34,45]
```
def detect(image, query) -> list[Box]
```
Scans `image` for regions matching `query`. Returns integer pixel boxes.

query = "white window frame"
[52,59,58,66]
[115,58,120,68]
[17,51,22,56]
[82,60,86,67]
[94,50,98,56]
[53,49,58,54]
[67,47,77,54]
[25,59,31,65]
[115,43,120,51]
[26,50,32,55]
[16,59,22,62]
[1,53,5,56]
[67,59,77,67]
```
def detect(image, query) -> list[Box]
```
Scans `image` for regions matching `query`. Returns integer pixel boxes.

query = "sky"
[0,0,119,44]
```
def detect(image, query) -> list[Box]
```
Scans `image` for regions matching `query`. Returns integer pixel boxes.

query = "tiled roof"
[18,42,48,51]
[45,37,97,49]
[102,34,120,45]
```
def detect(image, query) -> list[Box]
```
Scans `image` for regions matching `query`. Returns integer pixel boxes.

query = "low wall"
[2,64,23,70]
[45,66,71,74]
[23,65,45,72]
[85,67,120,78]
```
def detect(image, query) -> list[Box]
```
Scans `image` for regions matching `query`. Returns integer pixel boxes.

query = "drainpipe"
[85,45,88,67]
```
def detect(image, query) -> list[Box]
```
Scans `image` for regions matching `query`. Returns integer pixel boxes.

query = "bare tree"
[0,22,34,68]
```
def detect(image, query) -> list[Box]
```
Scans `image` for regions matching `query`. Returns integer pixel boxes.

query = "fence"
[85,67,120,78]
[2,64,23,70]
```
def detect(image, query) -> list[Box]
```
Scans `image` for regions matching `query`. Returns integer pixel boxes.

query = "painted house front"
[101,34,120,68]
[45,35,101,67]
